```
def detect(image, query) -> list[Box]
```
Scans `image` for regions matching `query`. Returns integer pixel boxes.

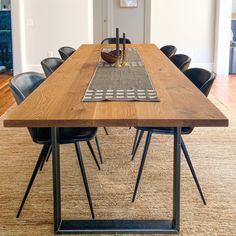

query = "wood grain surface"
[4,44,228,128]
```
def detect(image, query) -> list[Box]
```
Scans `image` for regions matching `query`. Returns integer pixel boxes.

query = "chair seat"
[136,127,192,135]
[32,127,97,144]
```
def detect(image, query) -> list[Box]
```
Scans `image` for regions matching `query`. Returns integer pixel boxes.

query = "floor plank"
[0,73,14,116]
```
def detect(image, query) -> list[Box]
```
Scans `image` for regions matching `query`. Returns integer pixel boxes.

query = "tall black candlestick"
[123,33,126,51]
[116,28,119,56]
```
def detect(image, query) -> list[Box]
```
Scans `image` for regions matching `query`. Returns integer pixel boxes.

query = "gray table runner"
[82,48,160,102]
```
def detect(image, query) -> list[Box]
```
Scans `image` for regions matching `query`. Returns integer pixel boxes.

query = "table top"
[4,44,228,128]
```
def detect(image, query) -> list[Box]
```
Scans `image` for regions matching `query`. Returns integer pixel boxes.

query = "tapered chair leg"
[46,146,52,162]
[132,131,152,202]
[104,127,109,135]
[131,129,140,155]
[75,142,95,219]
[40,145,51,171]
[181,137,206,205]
[86,141,101,170]
[131,130,145,161]
[16,144,49,218]
[95,136,103,164]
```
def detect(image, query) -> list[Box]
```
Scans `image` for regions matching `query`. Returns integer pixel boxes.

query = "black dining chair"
[170,54,191,72]
[131,68,216,204]
[101,37,131,44]
[160,45,177,58]
[41,57,64,78]
[41,57,109,137]
[58,46,76,61]
[9,72,103,219]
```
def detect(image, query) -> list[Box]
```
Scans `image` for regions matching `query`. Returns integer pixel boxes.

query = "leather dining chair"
[41,57,109,137]
[41,57,64,78]
[9,72,103,219]
[160,45,177,58]
[131,68,216,204]
[101,37,131,44]
[58,46,76,61]
[170,54,191,72]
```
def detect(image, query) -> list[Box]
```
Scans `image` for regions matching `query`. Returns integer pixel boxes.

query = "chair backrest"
[58,46,76,61]
[9,72,45,105]
[182,68,216,134]
[41,57,64,78]
[184,68,216,97]
[8,72,48,143]
[160,45,177,58]
[170,54,191,72]
[101,37,131,44]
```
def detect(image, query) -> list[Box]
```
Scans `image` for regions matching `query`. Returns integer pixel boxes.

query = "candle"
[123,33,126,51]
[116,28,119,56]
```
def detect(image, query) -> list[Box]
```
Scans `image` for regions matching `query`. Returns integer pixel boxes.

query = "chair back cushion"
[9,72,45,104]
[184,68,216,96]
[41,57,64,78]
[9,72,50,143]
[101,37,131,44]
[58,46,76,60]
[160,45,177,58]
[170,54,191,72]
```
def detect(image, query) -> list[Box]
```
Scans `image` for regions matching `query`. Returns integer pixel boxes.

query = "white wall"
[11,0,27,74]
[13,0,93,73]
[151,0,216,70]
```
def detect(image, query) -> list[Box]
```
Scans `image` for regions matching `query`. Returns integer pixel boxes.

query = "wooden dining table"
[4,44,228,234]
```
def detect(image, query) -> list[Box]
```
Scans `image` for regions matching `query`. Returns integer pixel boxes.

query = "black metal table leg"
[173,127,181,232]
[51,128,62,233]
[50,126,182,234]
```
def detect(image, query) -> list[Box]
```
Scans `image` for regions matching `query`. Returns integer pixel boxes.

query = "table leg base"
[58,220,178,234]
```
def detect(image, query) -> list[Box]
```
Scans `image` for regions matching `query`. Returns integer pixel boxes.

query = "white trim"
[11,0,27,74]
[144,0,151,43]
[214,0,232,75]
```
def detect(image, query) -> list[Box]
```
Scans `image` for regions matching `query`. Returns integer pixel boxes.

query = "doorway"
[93,0,151,44]
[0,0,13,75]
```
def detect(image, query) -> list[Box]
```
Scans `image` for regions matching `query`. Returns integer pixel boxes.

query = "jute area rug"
[0,96,235,236]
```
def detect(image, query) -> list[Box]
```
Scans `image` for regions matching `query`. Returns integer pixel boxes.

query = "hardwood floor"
[0,73,235,117]
[212,75,236,114]
[0,73,14,116]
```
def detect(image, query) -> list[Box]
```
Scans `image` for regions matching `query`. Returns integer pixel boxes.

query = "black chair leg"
[131,129,140,155]
[40,145,51,171]
[95,136,103,164]
[181,137,206,205]
[75,142,95,219]
[131,130,144,161]
[104,127,109,135]
[132,131,152,202]
[86,141,101,170]
[16,144,49,218]
[46,146,52,162]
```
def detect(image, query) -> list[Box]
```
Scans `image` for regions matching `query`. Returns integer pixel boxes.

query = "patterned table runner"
[82,48,160,102]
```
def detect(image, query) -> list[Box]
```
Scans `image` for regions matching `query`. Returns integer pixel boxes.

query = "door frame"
[214,0,232,75]
[106,0,151,43]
